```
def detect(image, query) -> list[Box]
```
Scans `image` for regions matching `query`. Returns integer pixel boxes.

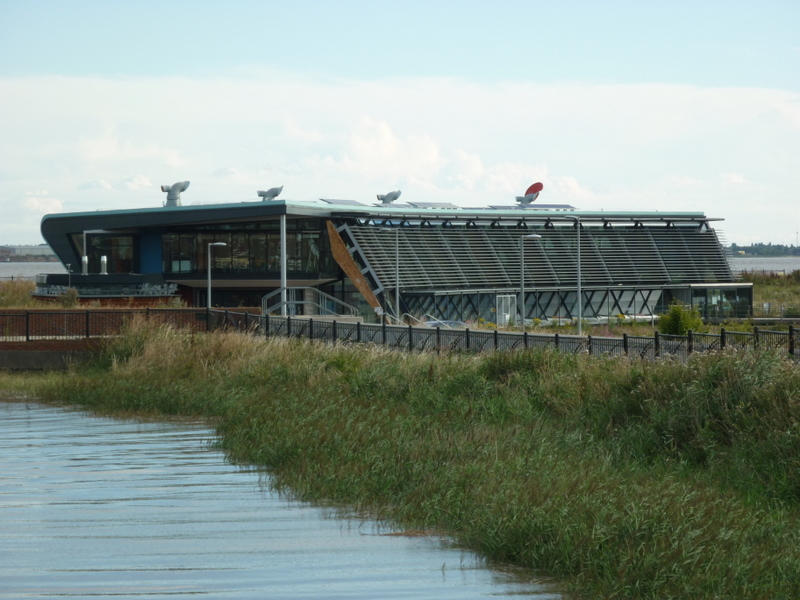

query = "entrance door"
[496,294,516,328]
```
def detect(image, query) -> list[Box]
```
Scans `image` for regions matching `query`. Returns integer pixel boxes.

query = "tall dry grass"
[0,279,42,308]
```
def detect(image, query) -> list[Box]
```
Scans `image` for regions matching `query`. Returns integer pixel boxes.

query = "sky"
[1,1,798,246]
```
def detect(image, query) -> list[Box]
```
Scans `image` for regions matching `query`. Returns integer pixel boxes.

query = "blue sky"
[1,0,798,245]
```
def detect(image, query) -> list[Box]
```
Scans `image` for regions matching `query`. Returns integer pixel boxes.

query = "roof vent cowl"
[257,186,283,201]
[161,181,190,207]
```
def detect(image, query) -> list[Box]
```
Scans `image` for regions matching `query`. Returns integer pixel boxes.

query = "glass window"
[88,235,136,274]
[176,235,195,273]
[266,234,280,273]
[249,233,267,274]
[231,233,249,272]
[196,234,216,274]
[162,234,178,273]
[212,234,231,273]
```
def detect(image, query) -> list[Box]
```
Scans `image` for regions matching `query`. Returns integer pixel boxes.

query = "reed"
[740,269,800,305]
[0,279,41,307]
[15,322,800,599]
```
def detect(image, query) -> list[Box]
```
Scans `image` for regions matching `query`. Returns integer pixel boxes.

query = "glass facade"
[85,235,137,274]
[161,221,334,276]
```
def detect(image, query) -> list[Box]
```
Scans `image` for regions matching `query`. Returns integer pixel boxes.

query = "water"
[0,401,559,599]
[0,262,66,279]
[727,256,800,274]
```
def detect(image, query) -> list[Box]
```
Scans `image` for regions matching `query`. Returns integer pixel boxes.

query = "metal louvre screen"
[346,223,733,294]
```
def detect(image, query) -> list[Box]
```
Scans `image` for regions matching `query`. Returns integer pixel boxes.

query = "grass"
[741,270,800,306]
[0,280,187,309]
[3,319,800,599]
[0,279,43,308]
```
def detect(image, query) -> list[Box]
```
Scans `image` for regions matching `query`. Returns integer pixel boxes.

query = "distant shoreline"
[1,257,58,263]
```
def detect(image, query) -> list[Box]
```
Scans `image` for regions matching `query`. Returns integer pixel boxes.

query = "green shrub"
[57,287,79,308]
[658,302,704,335]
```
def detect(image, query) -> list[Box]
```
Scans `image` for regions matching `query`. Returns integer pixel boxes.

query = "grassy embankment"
[3,318,800,599]
[742,270,800,307]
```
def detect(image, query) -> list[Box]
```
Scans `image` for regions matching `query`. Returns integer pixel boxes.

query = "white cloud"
[664,175,703,187]
[78,179,112,190]
[79,132,188,168]
[549,176,596,202]
[0,73,798,244]
[114,175,152,190]
[24,196,63,213]
[719,173,750,185]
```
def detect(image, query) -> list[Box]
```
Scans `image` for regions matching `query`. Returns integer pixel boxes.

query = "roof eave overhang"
[40,201,332,265]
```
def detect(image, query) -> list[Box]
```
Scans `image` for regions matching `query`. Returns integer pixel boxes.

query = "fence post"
[356,321,361,343]
[225,310,229,330]
[206,308,211,332]
[25,311,30,342]
[587,335,592,355]
[332,319,338,342]
[623,333,629,355]
[554,333,560,351]
[720,328,726,350]
[309,318,314,341]
[654,331,660,358]
[382,320,387,346]
[789,325,795,357]
[687,330,693,354]
[85,310,90,339]
[408,324,414,352]
[146,307,150,321]
[753,326,759,350]
[244,312,250,331]
[494,329,498,350]
[523,331,528,349]
[436,326,441,353]
[287,315,292,337]
[465,328,471,351]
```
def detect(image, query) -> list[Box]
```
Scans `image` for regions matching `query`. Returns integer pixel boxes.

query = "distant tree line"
[729,243,800,257]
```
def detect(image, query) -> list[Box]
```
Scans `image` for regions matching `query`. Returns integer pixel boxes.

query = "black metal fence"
[0,308,213,340]
[219,312,798,362]
[1,308,797,361]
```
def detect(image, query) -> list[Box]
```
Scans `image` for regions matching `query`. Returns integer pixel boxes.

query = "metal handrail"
[261,287,359,317]
[401,313,426,326]
[421,314,457,328]
[384,313,405,325]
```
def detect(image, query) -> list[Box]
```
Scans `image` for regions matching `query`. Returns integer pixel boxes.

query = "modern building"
[35,187,752,321]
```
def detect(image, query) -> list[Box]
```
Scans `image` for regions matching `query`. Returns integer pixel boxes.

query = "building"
[36,187,751,321]
[1,244,55,258]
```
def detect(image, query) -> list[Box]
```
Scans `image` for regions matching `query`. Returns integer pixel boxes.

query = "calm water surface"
[0,401,559,599]
[728,256,800,273]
